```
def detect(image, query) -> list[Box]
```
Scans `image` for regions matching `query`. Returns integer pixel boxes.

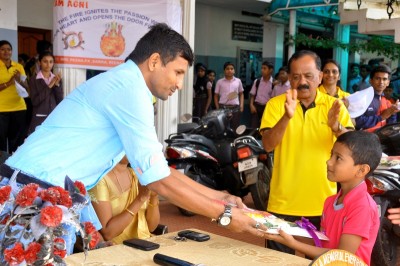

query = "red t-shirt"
[321,181,379,265]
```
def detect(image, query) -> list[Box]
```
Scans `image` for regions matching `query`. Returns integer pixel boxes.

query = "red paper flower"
[74,181,87,195]
[52,186,72,208]
[0,185,11,204]
[40,206,63,227]
[53,238,67,258]
[15,183,39,207]
[0,214,10,225]
[25,242,42,264]
[84,222,100,249]
[40,187,61,205]
[4,242,25,265]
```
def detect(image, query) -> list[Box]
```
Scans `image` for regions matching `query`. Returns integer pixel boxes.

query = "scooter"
[165,109,271,216]
[367,122,400,266]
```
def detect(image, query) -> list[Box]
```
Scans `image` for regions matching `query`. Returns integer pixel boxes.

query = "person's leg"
[230,108,241,131]
[8,110,26,153]
[255,104,266,128]
[266,213,321,255]
[0,113,10,153]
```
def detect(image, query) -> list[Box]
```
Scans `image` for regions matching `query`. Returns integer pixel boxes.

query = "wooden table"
[65,228,311,265]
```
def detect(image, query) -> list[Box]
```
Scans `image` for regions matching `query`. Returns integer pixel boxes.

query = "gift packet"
[244,207,329,243]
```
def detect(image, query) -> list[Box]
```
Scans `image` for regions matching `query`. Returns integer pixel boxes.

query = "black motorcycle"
[165,109,271,216]
[367,122,400,266]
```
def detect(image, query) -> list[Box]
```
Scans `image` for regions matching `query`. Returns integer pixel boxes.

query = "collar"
[36,71,55,80]
[336,181,366,206]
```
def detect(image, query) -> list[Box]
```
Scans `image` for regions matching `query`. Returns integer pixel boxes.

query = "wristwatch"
[217,205,232,227]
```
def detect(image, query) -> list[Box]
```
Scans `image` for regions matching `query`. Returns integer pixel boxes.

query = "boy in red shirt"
[264,131,380,265]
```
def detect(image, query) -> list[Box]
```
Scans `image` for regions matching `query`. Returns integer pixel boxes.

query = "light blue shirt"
[7,60,171,189]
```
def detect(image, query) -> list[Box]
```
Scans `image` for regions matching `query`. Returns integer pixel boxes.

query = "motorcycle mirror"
[180,113,192,122]
[236,125,247,135]
[227,92,238,101]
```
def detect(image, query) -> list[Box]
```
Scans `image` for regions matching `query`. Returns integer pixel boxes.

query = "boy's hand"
[264,228,296,246]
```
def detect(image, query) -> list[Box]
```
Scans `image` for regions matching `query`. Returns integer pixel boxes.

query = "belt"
[255,102,266,107]
[220,104,239,109]
[0,164,52,189]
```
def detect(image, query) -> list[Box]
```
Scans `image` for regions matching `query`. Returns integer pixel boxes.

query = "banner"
[53,0,182,70]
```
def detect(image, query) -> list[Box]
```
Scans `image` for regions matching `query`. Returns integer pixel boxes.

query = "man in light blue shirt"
[1,23,266,252]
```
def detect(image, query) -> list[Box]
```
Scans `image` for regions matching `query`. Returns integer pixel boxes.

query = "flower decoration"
[0,176,100,265]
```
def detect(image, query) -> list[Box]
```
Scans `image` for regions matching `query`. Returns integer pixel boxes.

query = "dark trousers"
[251,103,266,129]
[0,111,27,153]
[266,212,321,255]
[193,97,208,119]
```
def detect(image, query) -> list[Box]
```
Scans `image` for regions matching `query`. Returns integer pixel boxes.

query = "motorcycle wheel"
[249,164,271,211]
[371,216,398,266]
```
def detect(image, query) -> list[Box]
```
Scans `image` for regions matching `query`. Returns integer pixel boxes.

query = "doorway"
[18,26,52,58]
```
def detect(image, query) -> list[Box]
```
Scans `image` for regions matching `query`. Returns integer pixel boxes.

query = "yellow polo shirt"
[260,90,353,216]
[0,60,27,112]
[318,85,350,99]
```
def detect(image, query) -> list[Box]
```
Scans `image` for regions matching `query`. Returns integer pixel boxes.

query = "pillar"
[333,24,350,91]
[262,22,285,69]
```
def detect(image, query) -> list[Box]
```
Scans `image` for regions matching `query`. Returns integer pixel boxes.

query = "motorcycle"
[164,108,271,216]
[367,122,400,266]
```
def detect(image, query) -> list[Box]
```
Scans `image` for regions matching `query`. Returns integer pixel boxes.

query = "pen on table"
[153,253,205,266]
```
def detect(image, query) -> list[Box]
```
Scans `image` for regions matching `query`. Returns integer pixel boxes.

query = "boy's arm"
[337,234,363,255]
[265,229,329,259]
[265,230,362,259]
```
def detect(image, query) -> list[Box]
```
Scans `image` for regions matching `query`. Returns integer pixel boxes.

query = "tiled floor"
[158,194,265,248]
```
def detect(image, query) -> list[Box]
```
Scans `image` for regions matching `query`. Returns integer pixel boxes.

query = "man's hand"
[388,208,400,225]
[328,100,341,131]
[284,89,297,119]
[380,102,400,120]
[227,207,267,237]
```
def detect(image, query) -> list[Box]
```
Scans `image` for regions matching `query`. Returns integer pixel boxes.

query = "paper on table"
[15,81,29,98]
[346,87,374,118]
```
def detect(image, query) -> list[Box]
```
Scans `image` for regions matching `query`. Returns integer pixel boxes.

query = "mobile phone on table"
[177,230,210,242]
[123,238,160,251]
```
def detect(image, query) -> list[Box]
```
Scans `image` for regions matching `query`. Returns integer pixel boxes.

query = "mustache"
[297,84,310,90]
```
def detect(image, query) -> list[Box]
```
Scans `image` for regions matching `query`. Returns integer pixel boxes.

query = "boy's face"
[370,72,390,94]
[197,68,206,78]
[224,65,235,78]
[384,87,393,98]
[326,142,364,185]
[261,65,273,78]
[207,72,216,82]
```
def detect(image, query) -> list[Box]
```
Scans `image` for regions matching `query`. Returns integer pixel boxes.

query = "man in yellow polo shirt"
[260,50,354,254]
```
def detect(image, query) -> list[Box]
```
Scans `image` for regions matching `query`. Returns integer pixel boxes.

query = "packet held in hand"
[245,208,329,241]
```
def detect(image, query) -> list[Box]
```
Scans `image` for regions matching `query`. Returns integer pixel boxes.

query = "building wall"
[194,3,264,79]
[17,0,53,30]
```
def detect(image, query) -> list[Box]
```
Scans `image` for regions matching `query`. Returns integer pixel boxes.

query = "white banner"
[53,0,182,70]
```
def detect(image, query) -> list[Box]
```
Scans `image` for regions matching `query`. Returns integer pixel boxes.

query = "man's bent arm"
[262,114,290,152]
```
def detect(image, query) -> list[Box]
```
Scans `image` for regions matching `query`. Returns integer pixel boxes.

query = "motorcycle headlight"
[366,175,396,195]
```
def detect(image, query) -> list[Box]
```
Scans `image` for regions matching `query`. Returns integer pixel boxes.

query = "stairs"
[339,0,400,43]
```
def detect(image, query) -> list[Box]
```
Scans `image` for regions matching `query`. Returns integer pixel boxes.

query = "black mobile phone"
[177,230,210,242]
[122,238,160,251]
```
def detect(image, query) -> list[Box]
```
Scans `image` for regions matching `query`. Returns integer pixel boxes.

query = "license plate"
[238,157,258,172]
